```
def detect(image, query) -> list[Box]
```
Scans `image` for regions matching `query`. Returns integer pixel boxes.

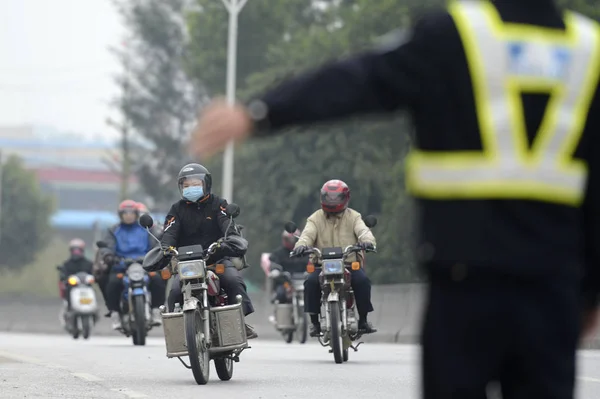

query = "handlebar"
[289,245,375,259]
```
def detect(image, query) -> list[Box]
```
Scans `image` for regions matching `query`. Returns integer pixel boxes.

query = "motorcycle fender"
[327,291,339,302]
[70,287,98,313]
[183,296,200,312]
[132,287,144,296]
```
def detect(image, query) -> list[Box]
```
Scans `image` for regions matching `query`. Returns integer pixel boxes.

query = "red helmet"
[135,202,149,214]
[320,179,350,213]
[282,229,300,250]
[118,199,138,215]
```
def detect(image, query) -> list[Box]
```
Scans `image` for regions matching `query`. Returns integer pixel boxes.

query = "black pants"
[97,274,109,307]
[421,272,579,399]
[106,272,167,312]
[167,262,254,316]
[304,268,373,317]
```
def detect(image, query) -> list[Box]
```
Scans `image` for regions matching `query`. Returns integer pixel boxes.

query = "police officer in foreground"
[190,0,600,397]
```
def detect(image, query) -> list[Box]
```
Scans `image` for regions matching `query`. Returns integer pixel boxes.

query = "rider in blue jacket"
[100,200,166,330]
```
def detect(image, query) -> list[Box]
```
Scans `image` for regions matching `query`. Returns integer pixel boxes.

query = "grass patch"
[0,237,69,298]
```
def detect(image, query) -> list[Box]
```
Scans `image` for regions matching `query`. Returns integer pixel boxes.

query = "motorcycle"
[286,215,378,364]
[56,266,98,340]
[139,203,250,385]
[269,266,308,344]
[96,242,158,346]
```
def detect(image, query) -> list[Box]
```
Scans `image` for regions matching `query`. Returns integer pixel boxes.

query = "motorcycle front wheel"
[184,308,210,385]
[132,295,146,346]
[329,301,343,364]
[82,315,91,340]
[298,309,308,344]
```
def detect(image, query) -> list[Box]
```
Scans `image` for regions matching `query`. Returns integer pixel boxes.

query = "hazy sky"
[0,0,124,138]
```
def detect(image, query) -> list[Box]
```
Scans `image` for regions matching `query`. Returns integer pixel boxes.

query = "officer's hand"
[291,246,307,257]
[103,254,115,266]
[269,269,281,279]
[191,99,253,159]
[360,242,375,251]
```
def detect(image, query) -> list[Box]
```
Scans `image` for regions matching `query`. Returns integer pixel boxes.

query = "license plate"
[79,298,92,305]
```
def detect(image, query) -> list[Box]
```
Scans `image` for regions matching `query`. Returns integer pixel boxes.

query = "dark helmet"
[320,179,350,214]
[282,229,300,250]
[177,163,212,201]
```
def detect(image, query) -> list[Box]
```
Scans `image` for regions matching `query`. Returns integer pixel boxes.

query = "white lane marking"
[579,376,600,383]
[72,372,103,382]
[110,388,149,398]
[0,350,67,369]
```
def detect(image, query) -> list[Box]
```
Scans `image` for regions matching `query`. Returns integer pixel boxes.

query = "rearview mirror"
[284,221,297,234]
[225,203,241,219]
[96,241,108,249]
[139,214,154,229]
[363,215,378,228]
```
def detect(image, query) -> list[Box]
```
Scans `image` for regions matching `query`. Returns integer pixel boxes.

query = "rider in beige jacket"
[292,179,377,337]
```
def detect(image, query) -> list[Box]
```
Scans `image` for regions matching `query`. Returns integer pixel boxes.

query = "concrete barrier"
[3,283,600,349]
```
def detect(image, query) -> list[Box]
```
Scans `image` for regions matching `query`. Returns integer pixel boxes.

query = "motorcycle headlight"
[85,275,95,284]
[322,260,344,275]
[179,260,205,280]
[67,276,79,286]
[127,265,145,281]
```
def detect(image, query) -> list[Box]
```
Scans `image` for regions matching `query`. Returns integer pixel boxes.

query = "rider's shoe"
[111,313,123,331]
[309,322,321,337]
[358,320,377,334]
[151,308,162,327]
[245,323,258,339]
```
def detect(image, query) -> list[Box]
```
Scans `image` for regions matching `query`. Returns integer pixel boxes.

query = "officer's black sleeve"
[251,13,442,132]
[582,93,600,310]
[160,205,180,249]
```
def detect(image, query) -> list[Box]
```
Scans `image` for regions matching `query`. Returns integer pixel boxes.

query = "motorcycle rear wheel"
[185,308,210,385]
[298,310,308,344]
[214,357,234,381]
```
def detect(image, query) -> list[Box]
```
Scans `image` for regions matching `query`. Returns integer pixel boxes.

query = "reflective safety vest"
[405,0,600,207]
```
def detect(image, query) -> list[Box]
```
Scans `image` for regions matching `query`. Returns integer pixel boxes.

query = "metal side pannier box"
[210,299,247,351]
[161,311,186,358]
[275,303,294,330]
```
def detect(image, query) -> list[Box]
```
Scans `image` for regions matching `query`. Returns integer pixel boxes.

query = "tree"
[0,155,54,269]
[113,0,205,209]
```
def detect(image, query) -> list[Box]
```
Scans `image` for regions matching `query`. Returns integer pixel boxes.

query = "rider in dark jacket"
[159,163,257,339]
[268,229,310,304]
[59,238,94,309]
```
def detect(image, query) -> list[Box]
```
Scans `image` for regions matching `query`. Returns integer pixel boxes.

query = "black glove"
[291,246,308,257]
[103,253,116,266]
[360,242,375,251]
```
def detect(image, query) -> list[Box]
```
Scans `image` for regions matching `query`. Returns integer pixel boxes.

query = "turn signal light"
[306,263,315,273]
[67,276,78,286]
[215,264,225,274]
[160,269,171,280]
[116,273,124,279]
[351,262,360,271]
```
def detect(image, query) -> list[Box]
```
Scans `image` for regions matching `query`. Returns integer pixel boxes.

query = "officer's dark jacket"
[60,256,93,280]
[269,246,310,275]
[251,0,600,306]
[160,194,241,264]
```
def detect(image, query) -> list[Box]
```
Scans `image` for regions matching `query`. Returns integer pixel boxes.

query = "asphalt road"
[1,333,600,399]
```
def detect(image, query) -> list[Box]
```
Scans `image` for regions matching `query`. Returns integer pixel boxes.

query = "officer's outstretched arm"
[252,15,437,133]
[295,219,317,249]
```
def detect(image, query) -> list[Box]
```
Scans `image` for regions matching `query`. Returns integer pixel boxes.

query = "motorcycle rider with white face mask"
[159,163,258,339]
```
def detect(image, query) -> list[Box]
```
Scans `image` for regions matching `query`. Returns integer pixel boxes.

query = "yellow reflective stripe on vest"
[405,0,600,206]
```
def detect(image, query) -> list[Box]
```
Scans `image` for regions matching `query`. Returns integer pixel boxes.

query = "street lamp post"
[220,0,248,203]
